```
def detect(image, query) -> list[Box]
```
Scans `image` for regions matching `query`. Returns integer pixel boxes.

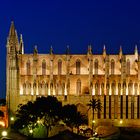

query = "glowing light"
[116,86,118,95]
[48,88,50,96]
[36,85,39,95]
[10,117,14,121]
[109,86,111,95]
[92,120,95,123]
[132,84,134,95]
[29,129,33,134]
[31,88,33,95]
[126,86,128,95]
[99,86,101,95]
[1,131,7,137]
[20,86,23,95]
[10,117,15,121]
[120,120,123,124]
[64,88,67,95]
[92,88,95,96]
[53,89,55,95]
[37,120,41,124]
[0,121,5,127]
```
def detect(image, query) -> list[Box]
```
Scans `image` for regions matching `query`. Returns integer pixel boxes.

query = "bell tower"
[6,21,20,114]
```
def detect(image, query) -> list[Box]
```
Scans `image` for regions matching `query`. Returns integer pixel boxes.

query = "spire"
[9,21,16,37]
[33,45,38,54]
[87,45,92,55]
[50,46,53,54]
[134,44,138,61]
[66,45,70,54]
[119,45,123,60]
[7,21,19,54]
[103,44,106,59]
[19,34,24,54]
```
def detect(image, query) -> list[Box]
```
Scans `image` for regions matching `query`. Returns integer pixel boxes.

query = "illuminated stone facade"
[6,22,140,127]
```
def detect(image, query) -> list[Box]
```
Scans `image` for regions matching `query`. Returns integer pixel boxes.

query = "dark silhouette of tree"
[0,110,4,117]
[87,97,102,133]
[61,104,87,132]
[0,99,6,106]
[14,96,62,137]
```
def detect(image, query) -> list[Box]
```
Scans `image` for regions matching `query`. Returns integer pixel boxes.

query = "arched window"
[112,81,116,95]
[101,83,104,95]
[58,59,62,75]
[23,83,26,95]
[94,59,98,75]
[26,82,31,95]
[111,59,115,75]
[38,83,42,95]
[42,81,45,95]
[45,83,48,95]
[106,82,109,95]
[76,60,80,74]
[33,81,36,95]
[127,59,130,75]
[118,83,121,95]
[95,82,99,95]
[62,82,65,95]
[123,81,126,95]
[76,79,81,95]
[58,81,62,95]
[42,59,46,75]
[26,60,31,75]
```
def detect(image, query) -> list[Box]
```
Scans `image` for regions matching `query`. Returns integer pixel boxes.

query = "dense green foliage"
[14,96,87,138]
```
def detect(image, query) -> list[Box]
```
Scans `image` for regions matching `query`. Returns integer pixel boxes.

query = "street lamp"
[92,120,95,134]
[1,130,8,137]
[29,129,33,137]
[10,117,14,121]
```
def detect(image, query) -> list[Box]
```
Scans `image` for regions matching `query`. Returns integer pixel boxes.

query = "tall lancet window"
[127,59,130,75]
[112,81,116,95]
[111,59,115,75]
[76,60,80,74]
[58,59,62,75]
[76,79,81,95]
[42,59,46,75]
[26,60,31,75]
[23,83,26,95]
[94,59,98,75]
[33,81,36,95]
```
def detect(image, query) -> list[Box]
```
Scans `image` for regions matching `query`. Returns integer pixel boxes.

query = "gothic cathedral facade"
[6,22,140,127]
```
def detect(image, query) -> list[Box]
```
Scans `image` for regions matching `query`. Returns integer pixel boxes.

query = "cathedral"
[6,22,140,127]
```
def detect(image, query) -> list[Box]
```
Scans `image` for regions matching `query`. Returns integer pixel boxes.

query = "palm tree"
[87,98,102,132]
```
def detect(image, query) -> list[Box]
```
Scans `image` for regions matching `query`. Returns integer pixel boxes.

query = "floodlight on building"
[0,121,5,127]
[120,120,123,124]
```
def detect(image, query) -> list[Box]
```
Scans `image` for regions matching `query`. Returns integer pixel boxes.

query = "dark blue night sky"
[0,0,140,98]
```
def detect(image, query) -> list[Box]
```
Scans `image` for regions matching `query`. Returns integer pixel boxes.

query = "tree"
[61,104,87,133]
[87,97,102,132]
[14,96,62,138]
[87,98,102,120]
[0,99,6,106]
[0,110,4,117]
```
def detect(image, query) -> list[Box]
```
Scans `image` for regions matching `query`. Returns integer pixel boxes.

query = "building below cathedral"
[6,22,140,127]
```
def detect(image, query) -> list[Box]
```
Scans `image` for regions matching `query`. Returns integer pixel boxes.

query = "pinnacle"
[9,21,16,37]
